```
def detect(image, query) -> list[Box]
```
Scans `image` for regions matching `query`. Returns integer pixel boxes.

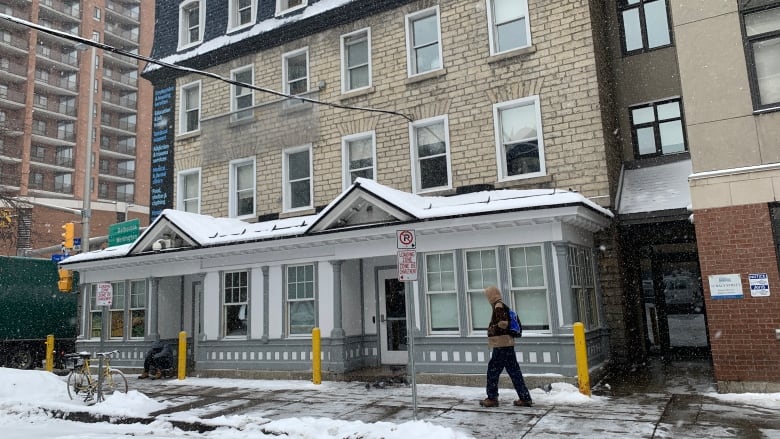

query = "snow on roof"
[62,178,612,265]
[144,0,356,74]
[617,159,692,215]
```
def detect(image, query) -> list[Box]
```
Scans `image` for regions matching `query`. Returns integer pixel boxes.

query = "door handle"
[380,314,386,322]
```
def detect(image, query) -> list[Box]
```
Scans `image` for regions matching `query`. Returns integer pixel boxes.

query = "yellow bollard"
[177,331,187,380]
[45,335,54,372]
[312,327,321,384]
[573,322,591,396]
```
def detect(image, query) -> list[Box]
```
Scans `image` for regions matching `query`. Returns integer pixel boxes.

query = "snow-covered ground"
[2,367,780,438]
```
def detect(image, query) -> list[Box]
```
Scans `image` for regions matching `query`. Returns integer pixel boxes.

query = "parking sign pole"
[397,230,418,420]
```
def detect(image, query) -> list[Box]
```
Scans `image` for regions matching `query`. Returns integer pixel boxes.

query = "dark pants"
[486,346,532,401]
[144,350,173,373]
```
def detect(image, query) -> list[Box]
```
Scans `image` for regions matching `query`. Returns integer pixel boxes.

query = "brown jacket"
[485,286,514,348]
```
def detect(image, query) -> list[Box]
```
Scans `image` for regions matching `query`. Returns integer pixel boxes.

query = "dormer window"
[229,0,255,31]
[276,0,306,16]
[179,0,204,49]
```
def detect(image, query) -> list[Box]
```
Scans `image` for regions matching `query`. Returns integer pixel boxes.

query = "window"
[287,264,315,335]
[231,66,253,120]
[32,120,46,135]
[742,4,780,109]
[425,252,459,333]
[569,246,599,328]
[179,0,204,48]
[54,173,72,193]
[405,7,443,76]
[180,81,200,134]
[494,96,545,180]
[129,280,146,338]
[229,0,254,30]
[342,132,376,190]
[630,98,686,157]
[465,249,498,332]
[229,158,255,218]
[283,145,312,211]
[276,0,306,15]
[487,0,531,54]
[223,271,248,337]
[89,286,102,339]
[56,146,73,167]
[177,168,200,213]
[109,281,125,339]
[341,29,371,92]
[508,246,549,331]
[94,7,101,20]
[117,183,134,202]
[283,48,309,96]
[618,0,671,54]
[410,116,451,192]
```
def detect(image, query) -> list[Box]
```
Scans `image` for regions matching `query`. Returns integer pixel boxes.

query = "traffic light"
[61,222,75,249]
[57,268,73,293]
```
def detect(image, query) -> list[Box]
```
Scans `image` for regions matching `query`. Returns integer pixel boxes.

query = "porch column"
[150,277,160,340]
[554,243,575,335]
[330,260,345,339]
[262,266,269,343]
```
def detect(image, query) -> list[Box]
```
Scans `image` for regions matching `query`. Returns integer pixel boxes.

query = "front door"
[378,269,408,364]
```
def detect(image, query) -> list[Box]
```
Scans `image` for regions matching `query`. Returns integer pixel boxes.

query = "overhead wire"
[0,12,415,122]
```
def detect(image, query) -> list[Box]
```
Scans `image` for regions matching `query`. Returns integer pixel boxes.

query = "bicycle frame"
[65,350,127,403]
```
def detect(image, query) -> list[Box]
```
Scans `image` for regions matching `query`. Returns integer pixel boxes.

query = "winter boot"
[479,398,499,407]
[513,399,533,407]
[138,371,149,379]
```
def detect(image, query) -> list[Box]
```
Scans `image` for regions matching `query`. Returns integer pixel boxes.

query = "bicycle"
[65,350,128,403]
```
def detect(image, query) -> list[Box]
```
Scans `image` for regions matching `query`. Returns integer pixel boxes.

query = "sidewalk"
[83,357,774,438]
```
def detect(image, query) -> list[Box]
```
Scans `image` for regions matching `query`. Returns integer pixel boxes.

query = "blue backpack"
[506,305,523,338]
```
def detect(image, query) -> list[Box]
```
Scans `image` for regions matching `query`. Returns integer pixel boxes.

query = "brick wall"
[695,204,780,384]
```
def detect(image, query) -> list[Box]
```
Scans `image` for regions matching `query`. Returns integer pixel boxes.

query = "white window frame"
[179,81,201,135]
[129,279,147,339]
[405,6,443,77]
[493,96,546,181]
[282,47,309,96]
[424,251,460,335]
[286,263,316,336]
[178,0,204,50]
[486,0,532,55]
[341,131,376,191]
[340,28,372,93]
[228,0,255,31]
[176,168,201,213]
[283,144,313,212]
[229,157,256,219]
[409,115,452,193]
[231,65,254,121]
[507,244,550,333]
[464,248,500,335]
[222,270,249,338]
[276,0,307,16]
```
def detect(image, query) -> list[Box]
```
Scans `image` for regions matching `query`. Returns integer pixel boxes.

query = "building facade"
[671,0,780,392]
[0,0,153,255]
[63,0,624,381]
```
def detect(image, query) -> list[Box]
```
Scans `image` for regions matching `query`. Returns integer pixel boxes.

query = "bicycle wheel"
[66,370,92,400]
[102,369,128,395]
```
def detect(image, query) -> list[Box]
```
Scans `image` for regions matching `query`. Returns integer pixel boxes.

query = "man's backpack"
[505,305,523,338]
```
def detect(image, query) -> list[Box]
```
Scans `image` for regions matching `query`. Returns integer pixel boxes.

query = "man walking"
[480,285,533,407]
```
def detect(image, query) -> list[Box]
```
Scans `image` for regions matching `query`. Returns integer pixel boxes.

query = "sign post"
[397,230,418,420]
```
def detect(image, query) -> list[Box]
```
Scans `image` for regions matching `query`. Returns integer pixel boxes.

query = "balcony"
[98,184,134,203]
[28,178,73,196]
[0,59,28,81]
[0,88,26,108]
[0,142,21,159]
[0,34,29,53]
[105,0,140,22]
[0,166,21,187]
[102,90,137,111]
[100,135,137,157]
[105,22,140,43]
[101,113,137,133]
[38,0,81,22]
[103,68,138,88]
[29,152,74,169]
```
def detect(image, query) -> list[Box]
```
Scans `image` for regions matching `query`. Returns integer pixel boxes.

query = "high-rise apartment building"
[0,0,153,255]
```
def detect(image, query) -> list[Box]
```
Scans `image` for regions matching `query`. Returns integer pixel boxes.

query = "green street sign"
[108,218,140,247]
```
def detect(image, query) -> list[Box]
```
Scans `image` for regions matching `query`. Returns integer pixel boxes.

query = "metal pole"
[81,45,96,253]
[405,281,418,420]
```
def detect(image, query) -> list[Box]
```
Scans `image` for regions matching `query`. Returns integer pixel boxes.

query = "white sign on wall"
[708,274,743,300]
[749,273,770,297]
[95,282,113,306]
[398,250,417,281]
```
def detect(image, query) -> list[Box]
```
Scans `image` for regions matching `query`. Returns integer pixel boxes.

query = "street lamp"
[75,43,96,253]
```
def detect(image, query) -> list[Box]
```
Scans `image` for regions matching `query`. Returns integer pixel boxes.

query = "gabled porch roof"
[60,178,613,268]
